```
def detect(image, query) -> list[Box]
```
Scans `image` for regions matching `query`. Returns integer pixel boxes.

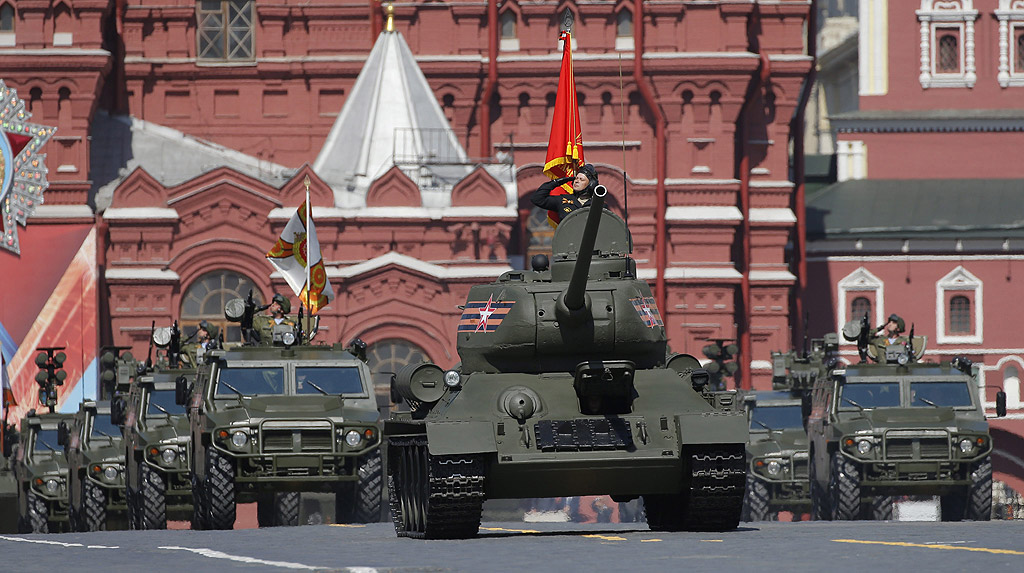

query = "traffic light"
[34,347,67,412]
[702,340,740,390]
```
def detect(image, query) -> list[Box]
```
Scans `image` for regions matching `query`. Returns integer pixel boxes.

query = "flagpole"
[304,175,312,343]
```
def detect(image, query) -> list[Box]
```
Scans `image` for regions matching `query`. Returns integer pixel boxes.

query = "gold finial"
[385,3,394,33]
[303,174,311,191]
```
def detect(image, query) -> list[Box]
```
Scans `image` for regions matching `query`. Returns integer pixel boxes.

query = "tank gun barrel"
[562,185,607,312]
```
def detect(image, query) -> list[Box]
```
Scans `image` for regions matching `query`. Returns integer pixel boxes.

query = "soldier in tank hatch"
[531,163,603,224]
[183,320,218,366]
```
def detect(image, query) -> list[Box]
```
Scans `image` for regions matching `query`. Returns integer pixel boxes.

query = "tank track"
[388,436,486,539]
[684,445,746,530]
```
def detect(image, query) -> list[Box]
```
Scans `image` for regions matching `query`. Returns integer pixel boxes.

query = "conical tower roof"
[314,30,470,202]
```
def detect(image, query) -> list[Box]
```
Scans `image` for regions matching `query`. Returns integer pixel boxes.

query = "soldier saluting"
[531,163,602,225]
[253,293,296,343]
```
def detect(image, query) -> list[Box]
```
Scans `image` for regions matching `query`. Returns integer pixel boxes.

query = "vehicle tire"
[809,455,831,521]
[81,479,107,531]
[139,463,168,529]
[829,451,860,520]
[257,492,300,527]
[868,495,894,521]
[190,471,209,531]
[206,448,236,530]
[125,481,138,530]
[336,450,384,524]
[967,456,992,521]
[741,474,773,522]
[25,490,49,533]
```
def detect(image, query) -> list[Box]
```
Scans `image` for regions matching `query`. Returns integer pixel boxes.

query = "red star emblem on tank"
[630,297,664,328]
[458,294,516,333]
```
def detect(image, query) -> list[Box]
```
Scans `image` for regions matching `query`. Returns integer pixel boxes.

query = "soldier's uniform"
[253,314,296,345]
[182,321,219,366]
[869,314,908,363]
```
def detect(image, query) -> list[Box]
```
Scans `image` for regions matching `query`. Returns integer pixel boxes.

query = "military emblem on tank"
[629,296,663,328]
[458,295,515,333]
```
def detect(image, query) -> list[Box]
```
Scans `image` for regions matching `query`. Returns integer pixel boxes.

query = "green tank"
[12,410,75,533]
[62,400,128,531]
[807,319,1007,521]
[384,187,749,539]
[740,390,810,521]
[180,334,382,529]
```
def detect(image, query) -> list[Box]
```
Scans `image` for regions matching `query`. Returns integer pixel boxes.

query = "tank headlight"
[344,430,362,447]
[766,460,782,476]
[231,430,249,448]
[282,331,296,346]
[103,466,119,480]
[444,370,461,389]
[857,439,873,455]
[45,479,59,493]
[161,447,178,464]
[959,438,975,454]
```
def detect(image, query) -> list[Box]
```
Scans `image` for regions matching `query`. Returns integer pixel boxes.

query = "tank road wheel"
[206,448,236,529]
[741,474,773,522]
[868,495,894,521]
[190,471,210,530]
[81,479,107,531]
[388,437,485,539]
[139,463,168,529]
[25,490,50,533]
[257,492,300,527]
[829,451,861,520]
[336,450,384,524]
[967,456,993,521]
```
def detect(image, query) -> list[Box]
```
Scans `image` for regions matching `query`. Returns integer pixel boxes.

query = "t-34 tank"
[384,186,748,539]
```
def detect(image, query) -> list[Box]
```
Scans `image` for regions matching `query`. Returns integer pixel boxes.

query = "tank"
[63,400,128,531]
[384,188,749,539]
[740,390,810,521]
[12,410,76,533]
[806,319,1008,520]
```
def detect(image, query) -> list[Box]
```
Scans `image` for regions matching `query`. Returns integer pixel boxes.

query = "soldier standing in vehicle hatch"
[253,293,296,343]
[531,163,602,225]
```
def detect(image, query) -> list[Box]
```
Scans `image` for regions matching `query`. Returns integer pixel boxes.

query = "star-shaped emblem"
[475,294,497,333]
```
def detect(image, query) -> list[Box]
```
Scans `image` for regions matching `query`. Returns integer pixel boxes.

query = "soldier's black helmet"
[272,293,291,314]
[577,163,599,194]
[888,313,905,333]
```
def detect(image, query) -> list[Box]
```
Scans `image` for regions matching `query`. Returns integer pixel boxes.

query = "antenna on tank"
[618,54,633,277]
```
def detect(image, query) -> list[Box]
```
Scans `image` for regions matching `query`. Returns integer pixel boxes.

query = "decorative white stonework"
[996,0,1024,87]
[836,140,866,181]
[837,267,885,345]
[935,265,983,344]
[916,1,978,89]
[859,0,889,96]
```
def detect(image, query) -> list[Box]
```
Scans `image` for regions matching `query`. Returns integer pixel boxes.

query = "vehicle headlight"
[766,460,782,476]
[344,430,362,447]
[897,353,909,365]
[45,479,59,493]
[161,447,178,464]
[857,439,873,455]
[103,466,119,480]
[444,370,461,389]
[282,331,296,346]
[959,438,975,454]
[231,430,249,448]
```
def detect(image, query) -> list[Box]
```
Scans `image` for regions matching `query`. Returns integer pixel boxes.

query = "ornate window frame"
[836,267,884,345]
[935,265,982,344]
[917,1,978,88]
[996,0,1024,87]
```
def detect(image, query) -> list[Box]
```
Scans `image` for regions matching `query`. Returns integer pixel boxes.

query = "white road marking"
[0,535,119,549]
[159,545,378,572]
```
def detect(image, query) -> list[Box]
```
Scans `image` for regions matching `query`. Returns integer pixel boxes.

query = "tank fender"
[426,422,498,456]
[675,411,748,445]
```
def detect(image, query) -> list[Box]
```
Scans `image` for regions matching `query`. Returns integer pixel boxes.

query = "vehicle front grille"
[792,454,809,479]
[260,420,334,453]
[885,437,950,460]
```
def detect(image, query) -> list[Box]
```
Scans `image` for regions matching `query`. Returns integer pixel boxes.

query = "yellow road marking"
[479,526,541,534]
[641,539,662,543]
[833,539,1024,556]
[583,534,627,541]
[329,524,367,528]
[701,539,724,543]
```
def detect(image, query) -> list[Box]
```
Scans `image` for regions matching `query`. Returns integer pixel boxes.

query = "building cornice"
[832,109,1024,133]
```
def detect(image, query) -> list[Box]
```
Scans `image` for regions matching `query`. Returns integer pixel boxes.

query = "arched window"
[500,10,516,39]
[937,32,960,73]
[949,295,971,333]
[1016,31,1024,74]
[616,10,633,37]
[180,270,263,343]
[0,4,14,33]
[366,339,429,412]
[850,297,871,322]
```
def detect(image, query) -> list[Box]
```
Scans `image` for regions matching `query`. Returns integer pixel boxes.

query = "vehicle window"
[90,414,121,438]
[147,390,186,416]
[296,367,364,395]
[750,404,803,430]
[910,381,972,408]
[838,382,900,409]
[33,429,60,452]
[217,367,285,396]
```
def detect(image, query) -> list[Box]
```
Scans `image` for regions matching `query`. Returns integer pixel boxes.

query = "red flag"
[542,31,585,226]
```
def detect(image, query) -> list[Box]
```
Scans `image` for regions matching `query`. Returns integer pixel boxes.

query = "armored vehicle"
[61,400,128,531]
[118,367,196,529]
[384,188,748,539]
[181,340,382,529]
[771,333,839,394]
[740,391,810,521]
[1,423,19,532]
[807,320,1007,521]
[13,410,75,532]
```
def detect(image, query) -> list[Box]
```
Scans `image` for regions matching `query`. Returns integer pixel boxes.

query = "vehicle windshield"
[750,404,804,430]
[90,414,121,439]
[216,367,285,397]
[147,389,186,416]
[838,382,900,409]
[296,367,364,396]
[910,381,973,408]
[33,429,60,452]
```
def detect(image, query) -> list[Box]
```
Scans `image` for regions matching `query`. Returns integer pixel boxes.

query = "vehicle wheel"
[336,450,383,524]
[809,455,830,521]
[125,481,138,530]
[868,495,893,521]
[741,474,773,522]
[190,471,209,530]
[829,451,860,520]
[257,492,300,527]
[25,490,49,533]
[81,479,107,531]
[139,463,168,529]
[967,456,992,521]
[206,448,236,530]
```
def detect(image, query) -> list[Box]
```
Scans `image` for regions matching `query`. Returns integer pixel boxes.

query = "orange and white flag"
[265,201,335,314]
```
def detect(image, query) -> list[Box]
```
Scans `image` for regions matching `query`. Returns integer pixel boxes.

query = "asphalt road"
[2,520,1023,572]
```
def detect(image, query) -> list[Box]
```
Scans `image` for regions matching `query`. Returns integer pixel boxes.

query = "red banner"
[542,31,585,226]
